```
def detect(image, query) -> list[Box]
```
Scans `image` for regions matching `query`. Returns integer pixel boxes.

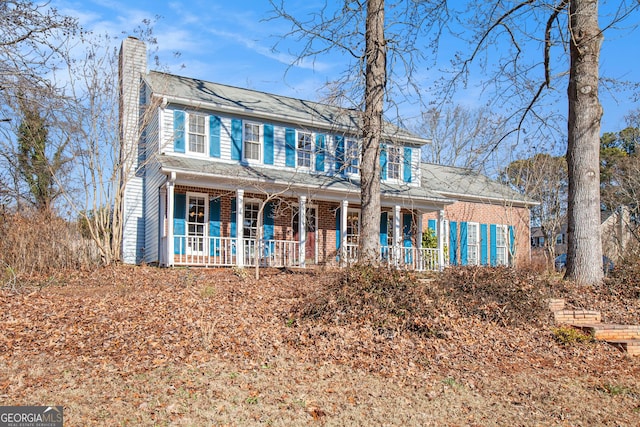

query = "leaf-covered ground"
[1,265,639,426]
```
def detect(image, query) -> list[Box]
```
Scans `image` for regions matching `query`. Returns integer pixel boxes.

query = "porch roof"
[159,154,453,210]
[420,163,538,207]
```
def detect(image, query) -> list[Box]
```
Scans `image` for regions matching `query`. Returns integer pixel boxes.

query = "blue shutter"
[315,134,325,171]
[403,213,413,248]
[380,145,388,180]
[335,135,344,172]
[209,115,220,158]
[403,213,413,264]
[449,221,457,265]
[490,224,497,266]
[263,124,274,165]
[480,224,488,265]
[263,202,274,241]
[428,219,437,233]
[403,147,412,183]
[285,128,296,167]
[173,193,186,255]
[173,110,185,153]
[460,222,468,265]
[231,119,242,160]
[209,198,221,256]
[380,212,388,258]
[230,198,237,238]
[509,225,516,265]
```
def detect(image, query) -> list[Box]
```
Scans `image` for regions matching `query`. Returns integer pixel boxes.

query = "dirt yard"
[1,265,639,426]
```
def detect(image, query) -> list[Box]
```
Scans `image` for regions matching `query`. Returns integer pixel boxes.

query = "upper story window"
[297,131,313,168]
[244,122,261,161]
[188,114,206,154]
[346,139,359,175]
[387,145,401,180]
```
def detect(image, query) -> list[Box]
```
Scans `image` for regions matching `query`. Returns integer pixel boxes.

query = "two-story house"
[119,37,534,271]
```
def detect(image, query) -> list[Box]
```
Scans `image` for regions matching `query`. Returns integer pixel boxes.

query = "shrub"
[292,265,447,338]
[552,326,594,345]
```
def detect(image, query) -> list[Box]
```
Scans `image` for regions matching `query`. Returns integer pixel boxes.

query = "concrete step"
[606,339,640,356]
[574,323,640,341]
[554,309,601,325]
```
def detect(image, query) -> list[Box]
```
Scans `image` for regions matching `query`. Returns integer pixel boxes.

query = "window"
[468,222,479,265]
[187,194,206,254]
[386,214,394,248]
[495,224,508,265]
[387,146,401,180]
[243,201,260,239]
[244,122,261,161]
[556,234,564,244]
[346,139,359,175]
[297,131,312,168]
[188,114,206,154]
[346,210,360,246]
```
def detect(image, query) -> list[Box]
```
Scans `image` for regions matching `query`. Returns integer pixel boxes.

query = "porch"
[173,235,441,271]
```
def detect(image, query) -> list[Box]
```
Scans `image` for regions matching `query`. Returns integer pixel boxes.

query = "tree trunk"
[359,0,386,265]
[565,0,604,284]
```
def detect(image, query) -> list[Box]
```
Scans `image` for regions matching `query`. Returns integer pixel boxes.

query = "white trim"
[176,111,211,157]
[185,192,209,256]
[467,221,480,266]
[242,121,262,163]
[296,130,314,169]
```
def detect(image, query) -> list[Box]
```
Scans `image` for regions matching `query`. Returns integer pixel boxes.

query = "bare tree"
[502,153,568,263]
[446,0,639,284]
[269,0,448,265]
[418,105,507,170]
[0,1,79,209]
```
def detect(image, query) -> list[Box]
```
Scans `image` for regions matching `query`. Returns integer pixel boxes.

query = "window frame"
[387,145,402,180]
[243,121,262,162]
[467,222,480,266]
[345,138,360,175]
[185,112,208,156]
[495,224,509,266]
[185,192,208,255]
[297,130,313,168]
[243,200,261,240]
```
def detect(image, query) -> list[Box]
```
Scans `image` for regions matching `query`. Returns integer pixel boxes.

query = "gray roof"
[145,71,426,145]
[421,163,537,206]
[158,154,452,209]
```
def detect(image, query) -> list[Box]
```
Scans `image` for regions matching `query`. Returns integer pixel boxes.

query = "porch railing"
[345,245,440,271]
[173,236,439,271]
[173,236,300,268]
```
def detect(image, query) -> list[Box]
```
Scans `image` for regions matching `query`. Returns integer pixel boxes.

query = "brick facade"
[423,201,531,266]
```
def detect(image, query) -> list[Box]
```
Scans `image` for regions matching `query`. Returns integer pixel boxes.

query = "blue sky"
[51,0,640,136]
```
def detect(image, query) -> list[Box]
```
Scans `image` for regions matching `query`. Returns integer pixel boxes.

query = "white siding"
[143,107,164,264]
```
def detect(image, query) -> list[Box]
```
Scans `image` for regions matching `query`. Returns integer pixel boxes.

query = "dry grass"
[1,265,639,426]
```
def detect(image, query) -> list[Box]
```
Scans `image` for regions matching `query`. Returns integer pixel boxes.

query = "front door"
[187,195,206,255]
[293,206,317,263]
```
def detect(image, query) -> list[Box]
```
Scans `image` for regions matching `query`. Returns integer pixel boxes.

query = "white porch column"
[393,205,401,265]
[416,210,423,269]
[299,196,307,268]
[340,199,349,266]
[438,209,445,270]
[236,189,244,268]
[166,177,175,267]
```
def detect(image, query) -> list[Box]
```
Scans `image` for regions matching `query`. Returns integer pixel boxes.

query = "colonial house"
[119,37,536,271]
